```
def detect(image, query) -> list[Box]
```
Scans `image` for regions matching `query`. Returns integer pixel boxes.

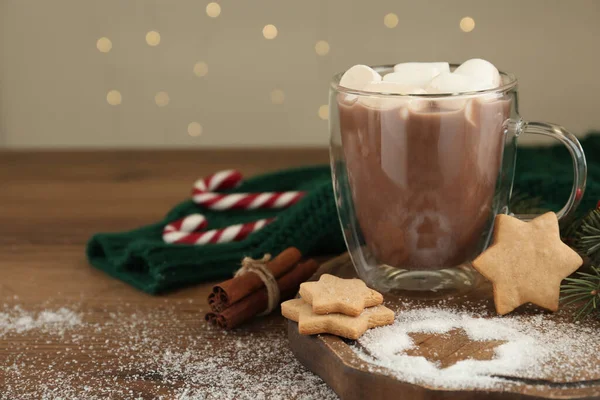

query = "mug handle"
[513,121,587,221]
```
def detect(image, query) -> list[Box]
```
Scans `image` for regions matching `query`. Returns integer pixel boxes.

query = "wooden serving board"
[287,254,600,400]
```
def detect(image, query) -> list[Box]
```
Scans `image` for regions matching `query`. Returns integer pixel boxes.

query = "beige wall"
[1,0,599,148]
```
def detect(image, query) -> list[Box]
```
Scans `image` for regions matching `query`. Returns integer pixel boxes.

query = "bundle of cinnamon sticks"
[205,247,319,329]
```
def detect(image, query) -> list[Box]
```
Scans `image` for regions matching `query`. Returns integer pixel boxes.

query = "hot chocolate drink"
[335,60,511,270]
[331,59,586,293]
[339,95,510,270]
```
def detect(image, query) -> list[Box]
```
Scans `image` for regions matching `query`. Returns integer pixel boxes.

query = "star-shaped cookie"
[472,212,583,315]
[282,298,394,340]
[299,274,383,316]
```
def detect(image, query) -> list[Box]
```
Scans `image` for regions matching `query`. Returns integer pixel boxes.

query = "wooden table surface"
[0,149,338,399]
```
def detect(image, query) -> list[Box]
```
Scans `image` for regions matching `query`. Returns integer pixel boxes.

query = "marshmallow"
[454,58,501,88]
[393,62,450,75]
[359,82,426,109]
[387,62,450,88]
[427,72,494,94]
[338,92,359,106]
[339,65,382,90]
[363,81,427,95]
[383,70,438,88]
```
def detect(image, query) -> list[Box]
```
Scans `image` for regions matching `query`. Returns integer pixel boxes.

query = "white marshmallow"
[454,58,501,88]
[338,92,359,105]
[387,62,450,88]
[393,62,450,75]
[383,70,438,88]
[398,98,431,120]
[339,65,382,90]
[433,94,471,111]
[363,81,427,95]
[427,72,494,94]
[359,82,426,109]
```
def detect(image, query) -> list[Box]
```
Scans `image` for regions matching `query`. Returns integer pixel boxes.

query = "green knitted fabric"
[87,133,600,294]
[87,166,347,294]
[513,133,600,214]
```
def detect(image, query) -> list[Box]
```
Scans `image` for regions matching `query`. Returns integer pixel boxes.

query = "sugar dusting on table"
[5,299,599,398]
[354,305,600,390]
[0,302,337,400]
[0,305,82,337]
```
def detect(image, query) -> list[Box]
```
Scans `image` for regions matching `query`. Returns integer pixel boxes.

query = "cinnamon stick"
[208,247,301,312]
[205,258,319,329]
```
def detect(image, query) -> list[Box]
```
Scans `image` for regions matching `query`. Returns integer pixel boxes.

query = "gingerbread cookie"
[282,298,394,340]
[299,274,384,317]
[472,212,583,315]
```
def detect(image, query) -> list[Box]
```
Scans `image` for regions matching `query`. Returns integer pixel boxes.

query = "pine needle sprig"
[560,215,583,243]
[509,193,547,215]
[561,265,600,320]
[574,209,600,265]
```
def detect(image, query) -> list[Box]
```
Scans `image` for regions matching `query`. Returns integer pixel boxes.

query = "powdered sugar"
[1,304,337,400]
[5,300,598,397]
[353,306,600,390]
[0,305,82,337]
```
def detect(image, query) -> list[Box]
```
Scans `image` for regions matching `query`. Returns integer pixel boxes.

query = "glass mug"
[329,65,587,295]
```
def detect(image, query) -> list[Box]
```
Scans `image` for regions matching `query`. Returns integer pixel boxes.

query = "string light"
[384,13,399,28]
[145,31,161,46]
[460,17,475,32]
[188,122,203,137]
[318,105,329,120]
[96,37,112,53]
[106,90,122,106]
[193,62,209,77]
[262,24,278,39]
[315,40,330,56]
[206,2,221,18]
[154,92,170,107]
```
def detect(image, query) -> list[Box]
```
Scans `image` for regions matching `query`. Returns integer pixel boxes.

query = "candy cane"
[163,170,304,246]
[192,170,305,210]
[163,217,274,245]
[164,214,208,233]
[193,170,243,192]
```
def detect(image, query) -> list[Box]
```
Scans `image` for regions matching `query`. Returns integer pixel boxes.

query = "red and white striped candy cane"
[193,169,243,192]
[163,216,274,245]
[163,169,305,246]
[164,214,208,233]
[163,213,209,244]
[192,170,305,210]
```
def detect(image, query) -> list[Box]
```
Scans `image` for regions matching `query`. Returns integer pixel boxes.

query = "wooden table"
[0,150,338,399]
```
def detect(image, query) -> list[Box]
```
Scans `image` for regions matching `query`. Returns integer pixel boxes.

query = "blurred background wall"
[0,0,598,149]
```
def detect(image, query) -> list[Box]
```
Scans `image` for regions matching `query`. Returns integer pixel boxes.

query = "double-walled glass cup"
[330,65,587,295]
